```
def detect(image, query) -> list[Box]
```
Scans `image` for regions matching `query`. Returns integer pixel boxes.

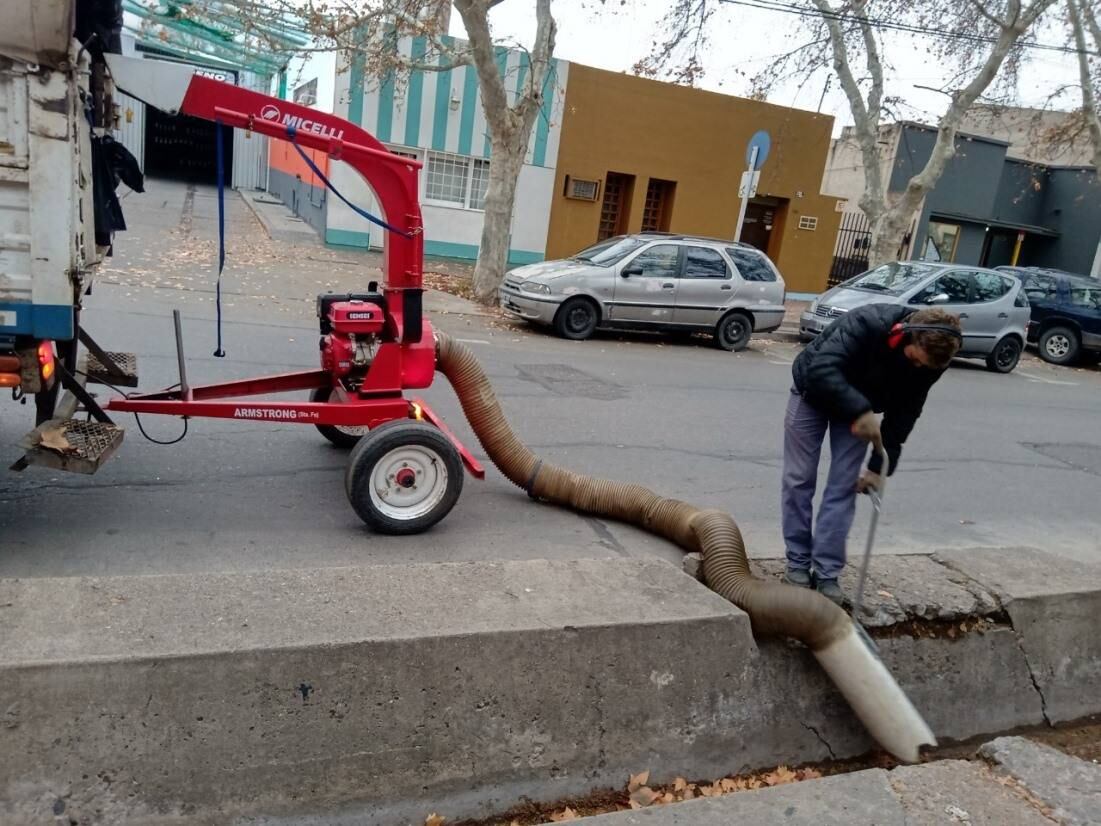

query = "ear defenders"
[888,322,964,349]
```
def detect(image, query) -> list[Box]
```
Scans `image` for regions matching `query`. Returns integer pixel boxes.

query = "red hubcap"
[395,468,416,488]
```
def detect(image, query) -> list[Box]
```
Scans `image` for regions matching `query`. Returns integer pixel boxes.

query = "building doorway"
[598,172,635,241]
[981,229,1023,268]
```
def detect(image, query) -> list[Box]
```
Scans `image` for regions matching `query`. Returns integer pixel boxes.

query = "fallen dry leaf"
[673,777,687,792]
[549,807,579,821]
[681,786,695,800]
[424,814,445,826]
[799,767,823,780]
[39,428,74,454]
[629,786,660,808]
[720,778,739,792]
[698,784,715,797]
[627,770,650,792]
[660,792,675,804]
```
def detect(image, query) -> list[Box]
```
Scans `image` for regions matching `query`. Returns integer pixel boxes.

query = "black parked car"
[996,267,1101,365]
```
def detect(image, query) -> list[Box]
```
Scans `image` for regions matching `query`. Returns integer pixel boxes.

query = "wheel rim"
[368,445,450,521]
[724,317,747,345]
[997,341,1019,369]
[566,304,593,334]
[334,423,371,438]
[1045,334,1070,358]
[315,388,370,437]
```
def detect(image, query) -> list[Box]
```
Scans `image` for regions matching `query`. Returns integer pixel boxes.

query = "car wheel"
[1038,326,1080,365]
[714,311,752,351]
[985,336,1022,373]
[553,297,599,341]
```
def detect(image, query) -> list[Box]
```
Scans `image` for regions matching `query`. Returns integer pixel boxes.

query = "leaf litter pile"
[426,762,830,825]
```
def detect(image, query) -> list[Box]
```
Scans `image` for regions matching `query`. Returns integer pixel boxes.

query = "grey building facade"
[823,120,1101,280]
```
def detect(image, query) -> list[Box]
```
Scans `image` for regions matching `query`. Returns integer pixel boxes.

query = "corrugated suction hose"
[435,333,935,762]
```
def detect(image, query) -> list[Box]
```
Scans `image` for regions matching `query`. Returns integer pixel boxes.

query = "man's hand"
[851,411,883,450]
[856,470,883,494]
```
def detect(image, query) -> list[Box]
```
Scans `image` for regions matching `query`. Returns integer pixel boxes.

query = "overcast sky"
[459,0,1084,136]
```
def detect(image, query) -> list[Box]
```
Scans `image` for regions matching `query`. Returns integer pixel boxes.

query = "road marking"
[455,338,491,345]
[1016,370,1078,386]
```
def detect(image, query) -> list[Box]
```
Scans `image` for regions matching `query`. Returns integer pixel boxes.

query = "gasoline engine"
[317,290,388,388]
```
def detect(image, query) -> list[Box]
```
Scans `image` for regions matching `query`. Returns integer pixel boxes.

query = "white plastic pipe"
[813,623,937,763]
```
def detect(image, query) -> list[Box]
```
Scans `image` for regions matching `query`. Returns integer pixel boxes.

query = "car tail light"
[0,373,19,388]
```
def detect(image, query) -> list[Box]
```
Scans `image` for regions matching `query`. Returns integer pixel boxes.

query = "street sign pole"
[733,145,759,243]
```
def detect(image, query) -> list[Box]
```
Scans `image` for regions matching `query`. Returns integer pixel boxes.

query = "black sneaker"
[815,578,846,606]
[783,567,813,588]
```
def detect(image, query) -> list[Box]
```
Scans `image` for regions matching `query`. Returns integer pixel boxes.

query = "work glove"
[851,411,883,451]
[856,470,883,494]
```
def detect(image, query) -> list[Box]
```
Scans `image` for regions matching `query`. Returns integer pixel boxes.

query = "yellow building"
[547,66,842,294]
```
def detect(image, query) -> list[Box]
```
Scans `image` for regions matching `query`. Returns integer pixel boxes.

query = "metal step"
[16,418,125,475]
[83,350,139,388]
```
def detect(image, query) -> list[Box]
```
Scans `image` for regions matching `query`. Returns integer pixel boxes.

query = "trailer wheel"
[345,421,464,534]
[310,387,369,448]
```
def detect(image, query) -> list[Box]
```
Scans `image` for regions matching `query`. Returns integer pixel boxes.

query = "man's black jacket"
[792,303,948,476]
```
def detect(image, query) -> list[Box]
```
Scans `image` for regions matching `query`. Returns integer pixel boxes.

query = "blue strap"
[285,124,414,239]
[213,120,226,357]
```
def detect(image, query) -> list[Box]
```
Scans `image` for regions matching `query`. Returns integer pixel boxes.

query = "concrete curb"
[2,550,1099,824]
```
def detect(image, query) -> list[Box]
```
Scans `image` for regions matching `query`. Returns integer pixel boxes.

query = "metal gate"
[232,130,269,191]
[829,211,871,287]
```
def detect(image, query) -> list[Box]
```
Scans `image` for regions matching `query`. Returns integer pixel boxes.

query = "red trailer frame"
[103,61,484,480]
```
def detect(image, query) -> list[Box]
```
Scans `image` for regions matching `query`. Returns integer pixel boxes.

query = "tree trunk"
[472,134,526,304]
[867,208,916,267]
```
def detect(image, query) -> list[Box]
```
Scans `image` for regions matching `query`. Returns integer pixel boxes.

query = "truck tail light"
[38,341,55,380]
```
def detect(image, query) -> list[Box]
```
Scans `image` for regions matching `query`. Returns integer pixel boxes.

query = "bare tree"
[636,0,1059,266]
[169,0,556,304]
[1067,0,1101,173]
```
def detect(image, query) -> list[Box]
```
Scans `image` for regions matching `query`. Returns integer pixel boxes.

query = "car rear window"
[1069,280,1101,309]
[973,272,1011,302]
[683,247,729,279]
[726,248,776,282]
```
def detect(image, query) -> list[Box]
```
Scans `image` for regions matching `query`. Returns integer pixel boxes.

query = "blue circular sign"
[746,130,771,170]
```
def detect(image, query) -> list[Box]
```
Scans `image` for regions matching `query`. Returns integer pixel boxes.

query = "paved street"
[1,180,1098,577]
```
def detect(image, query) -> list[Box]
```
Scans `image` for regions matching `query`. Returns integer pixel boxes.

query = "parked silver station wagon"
[800,261,1031,373]
[498,233,787,351]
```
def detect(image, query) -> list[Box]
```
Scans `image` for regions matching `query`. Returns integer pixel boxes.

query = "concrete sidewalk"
[3,548,1099,824]
[569,736,1099,825]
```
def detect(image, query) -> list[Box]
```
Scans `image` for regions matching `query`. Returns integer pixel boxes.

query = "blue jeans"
[781,389,868,580]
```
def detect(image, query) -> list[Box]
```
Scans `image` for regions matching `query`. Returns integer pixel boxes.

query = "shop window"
[922,221,961,262]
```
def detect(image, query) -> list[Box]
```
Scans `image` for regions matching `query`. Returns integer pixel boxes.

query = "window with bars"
[470,159,490,210]
[417,150,491,211]
[426,153,469,205]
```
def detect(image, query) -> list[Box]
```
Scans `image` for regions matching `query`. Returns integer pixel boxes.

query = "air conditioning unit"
[564,176,600,201]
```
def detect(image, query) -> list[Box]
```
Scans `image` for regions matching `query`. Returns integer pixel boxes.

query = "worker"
[781,305,962,605]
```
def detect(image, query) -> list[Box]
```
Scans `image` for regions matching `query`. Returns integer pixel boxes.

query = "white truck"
[0,1,137,473]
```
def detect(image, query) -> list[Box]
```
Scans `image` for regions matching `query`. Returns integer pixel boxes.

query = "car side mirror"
[621,265,641,278]
[925,292,950,305]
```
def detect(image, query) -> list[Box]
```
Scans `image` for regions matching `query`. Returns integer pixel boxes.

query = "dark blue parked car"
[997,267,1101,365]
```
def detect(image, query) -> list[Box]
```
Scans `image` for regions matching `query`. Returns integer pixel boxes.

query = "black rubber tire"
[986,336,1022,373]
[553,297,599,341]
[310,386,367,449]
[345,421,464,535]
[714,311,753,351]
[1038,326,1080,365]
